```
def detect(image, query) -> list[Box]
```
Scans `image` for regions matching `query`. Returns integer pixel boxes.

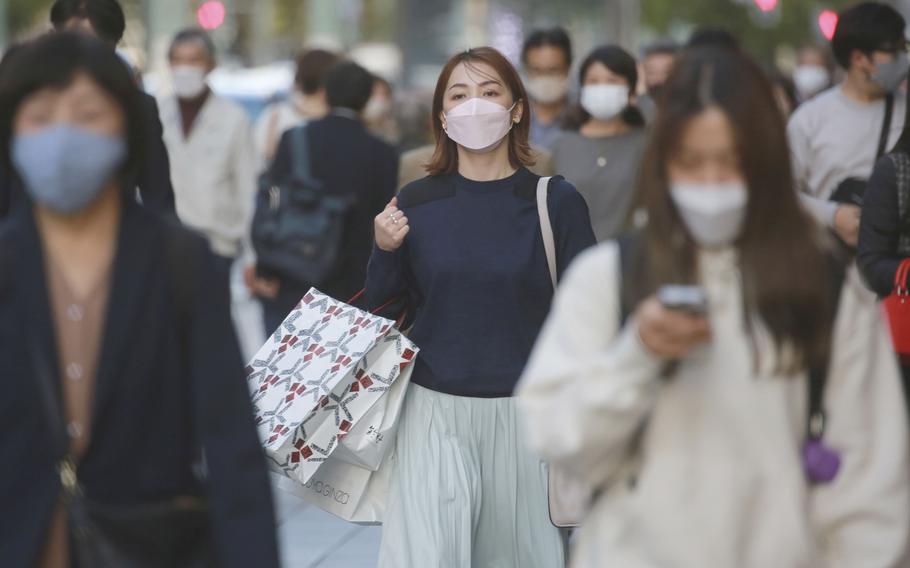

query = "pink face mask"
[443,98,517,152]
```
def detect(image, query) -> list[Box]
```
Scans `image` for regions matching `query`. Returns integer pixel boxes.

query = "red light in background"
[818,10,839,41]
[196,1,226,31]
[754,0,778,12]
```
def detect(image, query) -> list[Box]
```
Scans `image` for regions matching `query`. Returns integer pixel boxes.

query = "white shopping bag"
[330,358,411,471]
[246,289,417,486]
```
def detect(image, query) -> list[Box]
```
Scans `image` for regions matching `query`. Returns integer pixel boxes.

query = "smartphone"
[657,285,709,316]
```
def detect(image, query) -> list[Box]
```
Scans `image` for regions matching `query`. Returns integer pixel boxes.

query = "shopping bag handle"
[348,289,407,327]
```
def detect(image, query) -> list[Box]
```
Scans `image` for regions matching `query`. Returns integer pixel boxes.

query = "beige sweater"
[517,242,910,568]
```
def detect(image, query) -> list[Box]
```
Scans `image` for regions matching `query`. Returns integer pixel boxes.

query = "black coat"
[858,155,905,298]
[261,113,399,306]
[0,93,175,218]
[0,200,278,567]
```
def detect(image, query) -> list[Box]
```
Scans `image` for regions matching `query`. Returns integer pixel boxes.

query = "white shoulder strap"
[536,176,558,289]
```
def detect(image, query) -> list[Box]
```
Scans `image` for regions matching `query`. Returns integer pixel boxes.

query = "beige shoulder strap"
[536,176,557,289]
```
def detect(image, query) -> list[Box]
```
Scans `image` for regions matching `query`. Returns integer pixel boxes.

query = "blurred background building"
[2,0,908,132]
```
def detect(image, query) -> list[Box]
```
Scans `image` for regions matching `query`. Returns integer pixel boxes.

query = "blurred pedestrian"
[1,0,176,219]
[0,32,278,568]
[789,2,906,252]
[522,27,573,149]
[160,28,257,275]
[253,48,338,170]
[770,70,798,118]
[686,27,740,50]
[554,45,647,241]
[364,76,402,146]
[858,85,910,396]
[254,61,398,335]
[518,46,909,568]
[793,44,835,103]
[366,46,596,568]
[638,40,679,122]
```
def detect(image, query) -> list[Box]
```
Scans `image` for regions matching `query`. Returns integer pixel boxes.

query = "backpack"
[251,126,349,286]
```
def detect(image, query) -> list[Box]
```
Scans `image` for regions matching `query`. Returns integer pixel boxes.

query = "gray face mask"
[871,52,910,93]
[12,125,127,215]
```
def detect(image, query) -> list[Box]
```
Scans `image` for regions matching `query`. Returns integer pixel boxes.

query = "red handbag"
[883,258,910,355]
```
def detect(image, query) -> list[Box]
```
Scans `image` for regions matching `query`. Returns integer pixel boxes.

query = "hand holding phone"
[637,286,711,359]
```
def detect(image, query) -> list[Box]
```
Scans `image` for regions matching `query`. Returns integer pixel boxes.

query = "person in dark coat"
[0,0,177,220]
[254,61,399,335]
[0,33,278,568]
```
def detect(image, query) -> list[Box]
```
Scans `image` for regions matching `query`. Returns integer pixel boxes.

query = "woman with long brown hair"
[365,47,596,566]
[517,47,909,566]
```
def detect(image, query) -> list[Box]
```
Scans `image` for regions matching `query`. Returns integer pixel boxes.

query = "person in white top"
[159,28,257,269]
[517,46,910,568]
[788,2,907,248]
[252,48,338,171]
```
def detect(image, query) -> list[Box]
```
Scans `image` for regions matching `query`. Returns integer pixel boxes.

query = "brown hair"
[629,47,835,375]
[295,48,340,95]
[426,47,534,176]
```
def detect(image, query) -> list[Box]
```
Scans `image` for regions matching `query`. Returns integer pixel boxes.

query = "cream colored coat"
[160,94,257,258]
[517,242,910,568]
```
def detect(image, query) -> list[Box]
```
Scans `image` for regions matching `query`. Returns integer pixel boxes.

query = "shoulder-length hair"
[426,47,534,176]
[0,32,146,188]
[566,44,646,131]
[629,47,835,375]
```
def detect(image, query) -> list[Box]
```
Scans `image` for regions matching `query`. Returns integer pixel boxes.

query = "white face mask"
[580,84,629,121]
[793,65,830,99]
[670,182,748,247]
[171,65,208,99]
[525,75,569,104]
[443,97,516,153]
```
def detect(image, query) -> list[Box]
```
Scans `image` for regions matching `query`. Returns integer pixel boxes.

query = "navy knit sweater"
[364,167,596,397]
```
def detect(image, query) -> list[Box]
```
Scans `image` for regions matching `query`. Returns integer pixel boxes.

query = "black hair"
[831,2,906,70]
[50,0,126,46]
[643,40,680,59]
[568,44,645,129]
[168,28,217,63]
[0,33,145,188]
[687,27,740,51]
[769,69,798,116]
[521,27,573,68]
[324,61,375,113]
[295,49,340,94]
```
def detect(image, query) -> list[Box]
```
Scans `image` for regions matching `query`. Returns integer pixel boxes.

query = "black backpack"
[252,126,349,286]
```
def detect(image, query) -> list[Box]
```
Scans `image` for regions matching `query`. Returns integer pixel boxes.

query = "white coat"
[517,242,910,568]
[160,94,257,258]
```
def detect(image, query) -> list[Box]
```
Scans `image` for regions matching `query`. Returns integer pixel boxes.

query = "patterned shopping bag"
[246,289,417,485]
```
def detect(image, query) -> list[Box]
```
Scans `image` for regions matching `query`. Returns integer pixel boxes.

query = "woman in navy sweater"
[365,47,595,567]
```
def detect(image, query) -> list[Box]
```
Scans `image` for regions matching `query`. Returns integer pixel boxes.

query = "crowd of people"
[2,0,910,566]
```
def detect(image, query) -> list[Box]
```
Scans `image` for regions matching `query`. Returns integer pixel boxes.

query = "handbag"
[535,175,596,528]
[26,231,215,568]
[883,258,910,355]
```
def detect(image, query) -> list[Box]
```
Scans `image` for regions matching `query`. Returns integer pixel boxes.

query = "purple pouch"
[803,438,841,484]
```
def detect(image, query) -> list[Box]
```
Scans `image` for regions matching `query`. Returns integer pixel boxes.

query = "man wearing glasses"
[788,1,907,250]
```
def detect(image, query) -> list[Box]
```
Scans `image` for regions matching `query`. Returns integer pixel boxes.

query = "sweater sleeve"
[515,244,664,489]
[549,179,597,280]
[788,109,838,227]
[811,281,910,567]
[858,156,903,297]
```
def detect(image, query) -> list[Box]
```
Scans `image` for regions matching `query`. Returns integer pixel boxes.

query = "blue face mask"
[12,125,127,215]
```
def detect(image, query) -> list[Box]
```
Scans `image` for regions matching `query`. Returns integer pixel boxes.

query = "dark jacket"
[0,200,278,567]
[859,154,906,297]
[261,112,399,306]
[0,93,175,218]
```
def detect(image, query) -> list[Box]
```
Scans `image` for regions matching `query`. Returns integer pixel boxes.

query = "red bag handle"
[347,289,407,327]
[894,259,910,295]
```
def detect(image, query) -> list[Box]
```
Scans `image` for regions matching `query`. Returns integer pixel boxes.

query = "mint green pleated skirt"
[378,384,566,568]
